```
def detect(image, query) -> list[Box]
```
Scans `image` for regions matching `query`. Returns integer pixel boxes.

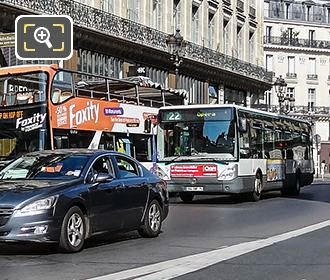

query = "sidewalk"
[312,173,330,185]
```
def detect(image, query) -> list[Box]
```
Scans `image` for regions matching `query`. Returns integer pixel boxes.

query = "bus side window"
[239,121,251,159]
[52,71,74,104]
[250,126,263,159]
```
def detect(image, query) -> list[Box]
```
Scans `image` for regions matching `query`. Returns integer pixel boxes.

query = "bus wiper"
[164,155,188,165]
[190,157,229,165]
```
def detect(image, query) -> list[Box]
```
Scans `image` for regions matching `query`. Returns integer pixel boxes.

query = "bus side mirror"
[144,118,151,133]
[239,118,247,133]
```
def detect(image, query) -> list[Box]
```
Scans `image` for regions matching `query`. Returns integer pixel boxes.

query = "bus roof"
[0,64,59,75]
[159,104,311,125]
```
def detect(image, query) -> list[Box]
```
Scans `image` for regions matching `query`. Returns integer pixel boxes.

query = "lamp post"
[314,134,321,178]
[166,29,186,88]
[273,75,295,114]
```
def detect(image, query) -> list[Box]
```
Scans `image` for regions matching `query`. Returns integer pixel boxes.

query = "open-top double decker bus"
[157,104,314,202]
[0,64,185,168]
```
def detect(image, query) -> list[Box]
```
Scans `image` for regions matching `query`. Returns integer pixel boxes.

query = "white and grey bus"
[156,105,314,202]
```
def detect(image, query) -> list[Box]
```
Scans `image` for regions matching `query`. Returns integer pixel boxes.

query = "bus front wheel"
[249,173,263,202]
[179,193,194,203]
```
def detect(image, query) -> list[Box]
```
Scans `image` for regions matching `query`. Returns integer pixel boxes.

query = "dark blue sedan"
[0,149,169,252]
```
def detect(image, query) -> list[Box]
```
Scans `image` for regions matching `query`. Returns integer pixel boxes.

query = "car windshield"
[0,153,90,180]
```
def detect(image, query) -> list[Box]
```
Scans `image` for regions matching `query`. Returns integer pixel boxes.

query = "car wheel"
[249,173,263,202]
[138,200,162,238]
[179,193,194,203]
[59,206,86,253]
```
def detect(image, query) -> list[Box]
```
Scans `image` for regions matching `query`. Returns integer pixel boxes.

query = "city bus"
[0,64,184,168]
[156,105,314,202]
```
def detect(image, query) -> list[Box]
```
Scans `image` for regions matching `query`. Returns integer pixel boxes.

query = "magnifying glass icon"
[34,27,53,49]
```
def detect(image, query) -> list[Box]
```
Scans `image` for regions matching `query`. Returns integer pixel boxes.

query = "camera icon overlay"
[15,15,73,60]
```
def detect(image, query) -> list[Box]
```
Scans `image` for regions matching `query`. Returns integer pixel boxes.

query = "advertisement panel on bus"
[50,97,158,134]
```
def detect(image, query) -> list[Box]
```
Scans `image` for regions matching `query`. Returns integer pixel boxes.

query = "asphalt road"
[1,182,330,280]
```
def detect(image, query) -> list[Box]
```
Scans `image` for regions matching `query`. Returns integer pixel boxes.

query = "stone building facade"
[263,0,330,174]
[0,0,272,105]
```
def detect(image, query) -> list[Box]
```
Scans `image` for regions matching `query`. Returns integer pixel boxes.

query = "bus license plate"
[185,186,204,191]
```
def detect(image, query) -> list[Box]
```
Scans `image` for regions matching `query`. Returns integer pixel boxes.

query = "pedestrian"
[321,160,326,180]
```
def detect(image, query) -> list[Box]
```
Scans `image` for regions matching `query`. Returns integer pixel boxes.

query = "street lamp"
[166,29,186,88]
[314,134,321,178]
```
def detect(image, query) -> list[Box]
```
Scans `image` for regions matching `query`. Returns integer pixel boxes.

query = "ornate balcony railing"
[249,6,256,18]
[264,36,330,50]
[0,0,272,84]
[307,74,318,80]
[252,105,330,121]
[286,73,297,79]
[236,0,244,12]
[185,41,273,83]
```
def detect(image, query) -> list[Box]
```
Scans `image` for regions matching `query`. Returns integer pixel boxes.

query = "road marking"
[88,220,330,280]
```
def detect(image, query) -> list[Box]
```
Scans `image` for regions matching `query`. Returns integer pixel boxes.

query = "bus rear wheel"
[179,193,194,203]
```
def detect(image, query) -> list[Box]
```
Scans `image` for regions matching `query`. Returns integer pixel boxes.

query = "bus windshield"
[159,108,237,160]
[0,72,47,107]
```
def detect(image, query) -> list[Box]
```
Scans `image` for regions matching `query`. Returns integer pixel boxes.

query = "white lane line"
[88,220,330,280]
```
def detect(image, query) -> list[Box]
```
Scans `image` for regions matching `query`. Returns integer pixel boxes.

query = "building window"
[285,3,290,19]
[153,0,162,30]
[288,56,295,74]
[249,32,255,63]
[308,88,315,111]
[173,0,181,32]
[224,88,246,106]
[309,30,315,41]
[208,12,215,49]
[223,19,230,55]
[237,25,243,59]
[266,55,273,72]
[265,26,272,43]
[264,1,269,18]
[208,84,218,104]
[308,58,316,75]
[306,5,311,21]
[192,5,200,43]
[287,87,295,99]
[78,49,123,79]
[328,8,330,24]
[102,0,114,13]
[127,0,140,22]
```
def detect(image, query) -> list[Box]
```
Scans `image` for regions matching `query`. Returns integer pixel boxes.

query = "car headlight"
[15,195,58,217]
[218,165,237,181]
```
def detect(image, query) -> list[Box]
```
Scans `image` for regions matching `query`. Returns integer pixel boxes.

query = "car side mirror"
[96,173,114,183]
[239,118,247,133]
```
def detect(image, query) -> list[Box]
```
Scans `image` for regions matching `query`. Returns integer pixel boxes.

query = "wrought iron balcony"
[307,74,318,80]
[236,0,244,12]
[0,0,272,84]
[185,41,273,83]
[249,6,256,18]
[286,73,297,79]
[264,36,330,50]
[264,4,330,26]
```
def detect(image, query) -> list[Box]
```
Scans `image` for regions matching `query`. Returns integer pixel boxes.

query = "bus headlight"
[156,167,170,181]
[218,165,237,181]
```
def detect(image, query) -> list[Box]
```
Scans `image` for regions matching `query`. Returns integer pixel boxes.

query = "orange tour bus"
[0,64,185,169]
